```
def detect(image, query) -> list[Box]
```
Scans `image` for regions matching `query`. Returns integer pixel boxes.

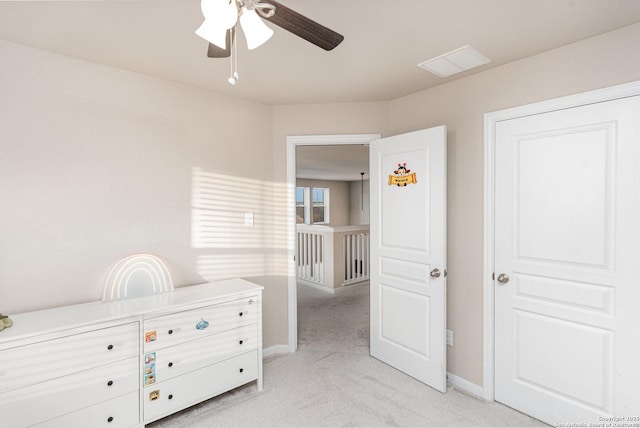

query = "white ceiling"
[2,0,640,106]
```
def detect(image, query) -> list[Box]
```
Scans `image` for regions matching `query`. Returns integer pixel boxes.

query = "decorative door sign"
[388,163,417,186]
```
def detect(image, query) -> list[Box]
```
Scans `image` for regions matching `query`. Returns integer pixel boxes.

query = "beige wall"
[296,179,350,226]
[0,40,286,349]
[387,23,640,386]
[349,179,370,226]
[3,21,640,386]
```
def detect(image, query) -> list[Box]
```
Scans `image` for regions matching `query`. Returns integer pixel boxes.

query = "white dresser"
[0,279,263,427]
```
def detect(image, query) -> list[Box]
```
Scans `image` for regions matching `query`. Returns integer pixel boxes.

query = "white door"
[370,126,447,392]
[494,96,640,423]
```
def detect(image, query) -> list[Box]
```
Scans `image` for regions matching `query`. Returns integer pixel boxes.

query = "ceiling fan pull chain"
[234,29,239,81]
[228,28,239,85]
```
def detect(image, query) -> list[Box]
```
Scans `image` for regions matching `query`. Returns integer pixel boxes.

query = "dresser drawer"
[144,350,258,423]
[0,322,139,394]
[144,323,257,386]
[32,390,139,428]
[143,296,257,351]
[0,356,138,427]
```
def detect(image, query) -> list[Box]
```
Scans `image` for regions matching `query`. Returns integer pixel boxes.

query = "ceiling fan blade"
[264,0,344,51]
[206,29,232,58]
[207,43,230,58]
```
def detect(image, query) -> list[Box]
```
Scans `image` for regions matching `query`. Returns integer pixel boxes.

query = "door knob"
[430,268,441,279]
[497,273,510,284]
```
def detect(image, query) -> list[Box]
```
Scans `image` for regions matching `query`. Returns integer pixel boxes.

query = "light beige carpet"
[148,283,546,427]
[297,282,370,355]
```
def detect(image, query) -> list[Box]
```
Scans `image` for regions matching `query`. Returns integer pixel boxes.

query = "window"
[296,186,330,224]
[295,187,307,224]
[312,188,329,224]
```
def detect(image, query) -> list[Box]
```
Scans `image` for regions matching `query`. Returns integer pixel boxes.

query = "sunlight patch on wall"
[197,252,290,283]
[192,167,293,280]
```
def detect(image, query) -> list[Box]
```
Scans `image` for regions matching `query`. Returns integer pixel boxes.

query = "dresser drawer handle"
[107,380,114,387]
[168,362,174,368]
[239,340,244,345]
[168,394,174,400]
[107,416,114,423]
[239,368,244,373]
[168,329,174,335]
[239,312,244,317]
[107,344,114,350]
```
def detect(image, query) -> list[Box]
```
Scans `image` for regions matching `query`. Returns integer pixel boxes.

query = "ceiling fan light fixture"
[239,6,274,50]
[200,0,238,28]
[195,19,228,49]
[196,0,238,48]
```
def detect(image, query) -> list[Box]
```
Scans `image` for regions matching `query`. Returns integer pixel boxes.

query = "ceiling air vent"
[418,45,490,78]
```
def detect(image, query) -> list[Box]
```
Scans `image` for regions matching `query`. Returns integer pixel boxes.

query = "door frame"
[286,133,381,352]
[482,80,640,401]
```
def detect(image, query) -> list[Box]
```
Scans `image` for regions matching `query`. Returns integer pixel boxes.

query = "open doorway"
[286,134,380,353]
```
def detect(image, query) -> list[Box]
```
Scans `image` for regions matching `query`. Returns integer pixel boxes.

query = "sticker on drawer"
[149,390,160,401]
[144,352,157,386]
[145,373,156,386]
[145,330,157,342]
[195,318,209,330]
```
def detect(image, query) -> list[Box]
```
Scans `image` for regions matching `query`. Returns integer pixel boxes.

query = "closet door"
[494,96,640,423]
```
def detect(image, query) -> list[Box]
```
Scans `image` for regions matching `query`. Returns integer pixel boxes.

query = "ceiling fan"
[196,0,344,59]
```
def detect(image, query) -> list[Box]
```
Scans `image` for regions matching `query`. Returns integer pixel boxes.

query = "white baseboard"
[447,372,484,399]
[297,280,335,294]
[263,344,290,358]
